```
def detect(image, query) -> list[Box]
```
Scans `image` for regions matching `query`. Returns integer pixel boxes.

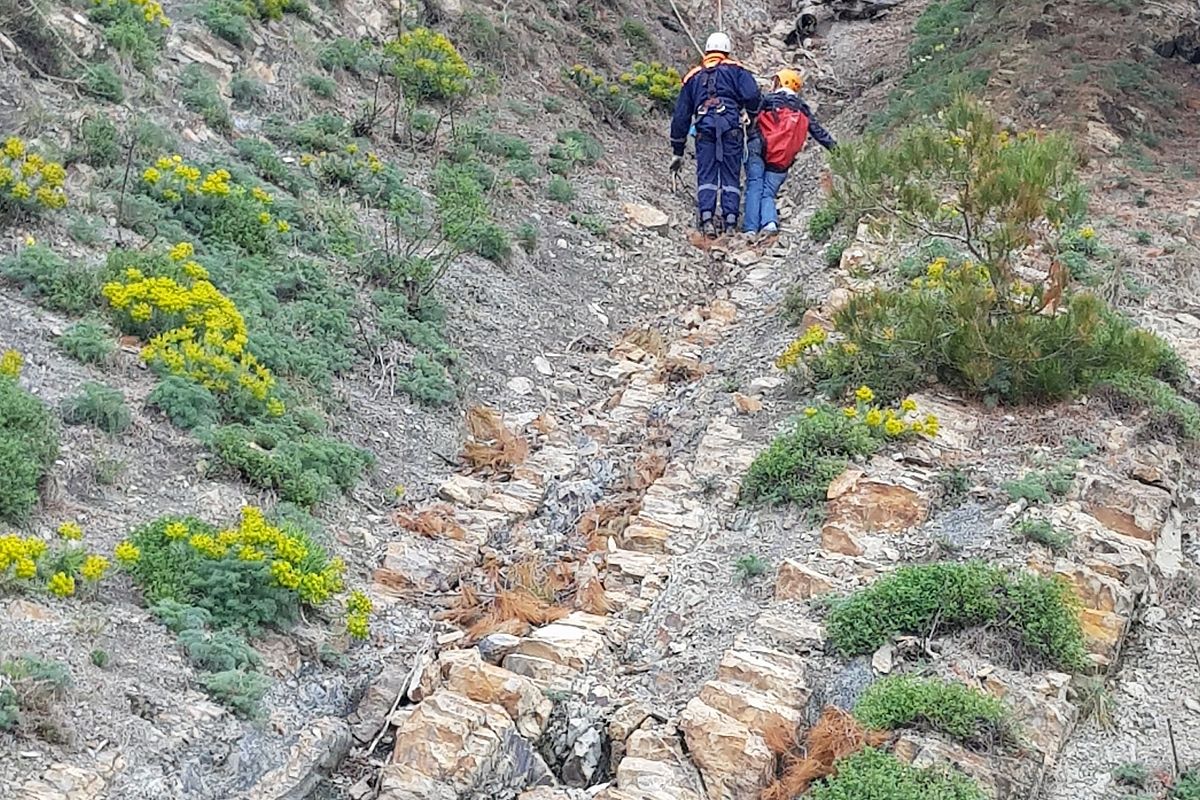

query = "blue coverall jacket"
[669,54,761,227]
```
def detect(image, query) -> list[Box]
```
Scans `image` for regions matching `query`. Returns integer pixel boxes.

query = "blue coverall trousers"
[695,127,744,229]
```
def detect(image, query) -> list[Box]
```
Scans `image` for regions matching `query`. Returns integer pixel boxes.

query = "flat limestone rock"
[678,698,774,800]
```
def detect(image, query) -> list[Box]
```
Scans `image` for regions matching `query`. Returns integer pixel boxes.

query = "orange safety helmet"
[774,68,804,92]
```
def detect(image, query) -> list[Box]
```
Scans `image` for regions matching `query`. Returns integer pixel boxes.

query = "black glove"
[669,155,684,173]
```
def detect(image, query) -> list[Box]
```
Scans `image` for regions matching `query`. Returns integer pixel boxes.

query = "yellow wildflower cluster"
[346,589,372,640]
[81,554,110,582]
[142,155,288,234]
[386,28,472,102]
[0,136,68,213]
[775,325,828,371]
[123,508,348,606]
[91,0,170,26]
[303,144,386,188]
[58,521,83,541]
[0,349,22,379]
[101,245,278,409]
[47,572,76,597]
[910,256,991,292]
[619,61,682,109]
[841,390,939,439]
[1078,225,1096,241]
[0,533,47,580]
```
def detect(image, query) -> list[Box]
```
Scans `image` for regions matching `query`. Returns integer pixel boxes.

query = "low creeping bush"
[618,61,682,111]
[58,321,115,365]
[1,244,99,315]
[139,155,289,254]
[60,382,132,434]
[1016,518,1073,553]
[1,522,111,598]
[82,64,125,103]
[565,64,643,124]
[180,66,232,134]
[1002,459,1076,505]
[808,747,985,800]
[853,674,1007,744]
[0,655,72,742]
[210,421,374,507]
[87,0,169,73]
[826,561,1088,671]
[200,668,270,718]
[0,358,59,523]
[741,387,937,507]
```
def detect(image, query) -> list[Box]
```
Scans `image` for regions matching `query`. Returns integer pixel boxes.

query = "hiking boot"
[701,219,718,239]
[760,222,779,235]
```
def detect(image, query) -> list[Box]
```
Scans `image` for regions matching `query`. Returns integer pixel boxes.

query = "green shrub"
[1112,762,1149,788]
[432,161,511,263]
[146,375,221,430]
[826,562,1087,671]
[0,371,60,523]
[178,628,262,672]
[454,12,517,69]
[81,64,125,103]
[854,675,1006,742]
[303,74,337,98]
[1002,460,1076,505]
[397,354,457,407]
[807,203,841,242]
[825,238,848,269]
[76,116,121,167]
[517,221,538,254]
[543,97,564,113]
[180,65,232,133]
[0,655,72,740]
[808,747,985,800]
[1,245,100,315]
[1174,770,1200,800]
[797,258,1188,406]
[89,649,109,668]
[1016,518,1072,552]
[319,37,372,73]
[620,19,653,53]
[201,668,270,718]
[547,176,575,203]
[742,396,931,507]
[565,65,643,124]
[150,598,214,633]
[618,61,682,111]
[569,212,608,237]
[733,554,769,583]
[210,420,373,506]
[267,113,350,152]
[548,129,603,175]
[198,0,251,46]
[230,73,266,109]
[235,138,307,195]
[87,0,167,73]
[61,382,131,434]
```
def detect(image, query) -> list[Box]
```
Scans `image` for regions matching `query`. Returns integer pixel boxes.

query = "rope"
[716,0,723,31]
[668,0,705,56]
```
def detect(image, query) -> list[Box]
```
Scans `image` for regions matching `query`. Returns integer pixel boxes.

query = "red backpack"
[759,105,810,170]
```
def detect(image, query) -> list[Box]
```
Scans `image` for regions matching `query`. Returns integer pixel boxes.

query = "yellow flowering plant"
[618,61,682,111]
[1,525,111,599]
[100,245,281,417]
[139,155,288,255]
[0,136,68,222]
[118,508,368,634]
[386,28,472,104]
[742,392,936,508]
[565,64,642,124]
[0,349,22,379]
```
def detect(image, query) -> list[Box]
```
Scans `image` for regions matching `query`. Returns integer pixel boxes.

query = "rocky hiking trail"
[320,8,1200,800]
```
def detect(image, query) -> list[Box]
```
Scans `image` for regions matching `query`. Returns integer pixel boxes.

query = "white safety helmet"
[705,31,732,54]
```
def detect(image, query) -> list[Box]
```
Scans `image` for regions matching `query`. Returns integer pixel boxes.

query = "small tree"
[829,95,1086,289]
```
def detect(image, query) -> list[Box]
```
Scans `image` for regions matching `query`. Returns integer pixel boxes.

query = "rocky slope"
[2,0,1200,798]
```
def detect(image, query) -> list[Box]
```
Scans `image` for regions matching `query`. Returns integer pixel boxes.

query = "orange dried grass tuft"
[461,406,529,474]
[393,504,466,540]
[761,706,888,800]
[494,588,567,626]
[576,577,614,615]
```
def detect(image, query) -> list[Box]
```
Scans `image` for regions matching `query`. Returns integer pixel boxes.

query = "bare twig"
[364,630,435,755]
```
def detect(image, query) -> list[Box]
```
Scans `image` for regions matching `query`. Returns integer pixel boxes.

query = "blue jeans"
[742,139,788,233]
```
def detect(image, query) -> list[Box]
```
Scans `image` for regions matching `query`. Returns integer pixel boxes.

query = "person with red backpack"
[669,33,761,238]
[742,69,836,236]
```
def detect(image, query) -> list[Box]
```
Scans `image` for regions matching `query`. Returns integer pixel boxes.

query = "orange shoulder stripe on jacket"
[682,55,745,84]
